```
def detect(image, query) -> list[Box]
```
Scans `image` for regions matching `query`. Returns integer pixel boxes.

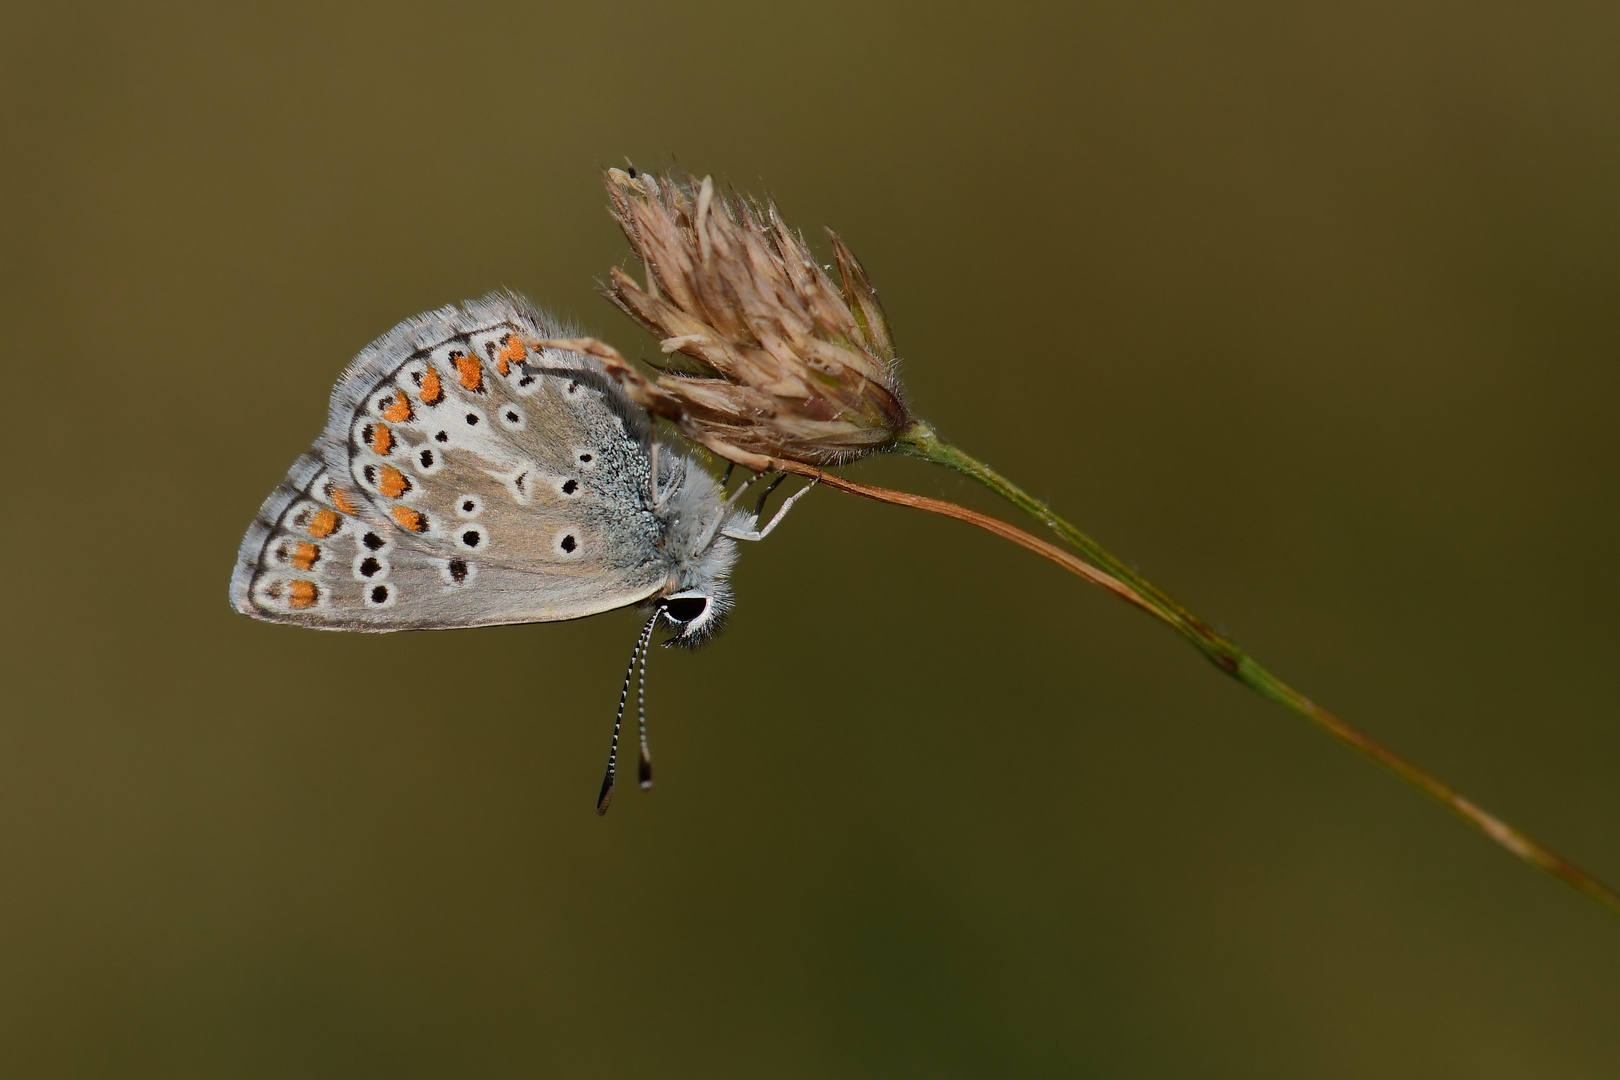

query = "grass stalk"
[771,422,1620,919]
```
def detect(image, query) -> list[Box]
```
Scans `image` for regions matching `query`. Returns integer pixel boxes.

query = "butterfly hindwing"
[230,294,675,631]
[228,455,399,628]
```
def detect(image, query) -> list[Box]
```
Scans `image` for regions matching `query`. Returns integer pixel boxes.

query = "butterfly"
[229,292,810,811]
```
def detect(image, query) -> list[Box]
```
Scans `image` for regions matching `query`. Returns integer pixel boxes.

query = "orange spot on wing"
[289,580,320,608]
[308,508,341,538]
[454,353,483,392]
[377,465,411,498]
[382,393,413,423]
[289,542,321,571]
[327,485,359,515]
[369,423,394,456]
[419,368,443,405]
[392,505,428,532]
[495,334,526,376]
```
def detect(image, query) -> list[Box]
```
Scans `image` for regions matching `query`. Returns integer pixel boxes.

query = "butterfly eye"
[663,596,708,624]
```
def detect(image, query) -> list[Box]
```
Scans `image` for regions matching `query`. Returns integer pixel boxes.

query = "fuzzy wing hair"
[229,293,675,631]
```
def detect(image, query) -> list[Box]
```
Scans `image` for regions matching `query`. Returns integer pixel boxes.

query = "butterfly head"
[653,514,740,647]
[645,454,745,647]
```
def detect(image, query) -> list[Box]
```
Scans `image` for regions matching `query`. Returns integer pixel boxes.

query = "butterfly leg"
[751,473,787,520]
[649,441,661,506]
[722,477,818,542]
[720,469,764,510]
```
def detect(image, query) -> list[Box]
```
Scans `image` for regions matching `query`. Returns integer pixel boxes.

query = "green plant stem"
[892,420,1620,919]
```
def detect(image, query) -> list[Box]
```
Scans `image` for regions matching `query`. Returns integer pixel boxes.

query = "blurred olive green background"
[4,1,1619,1076]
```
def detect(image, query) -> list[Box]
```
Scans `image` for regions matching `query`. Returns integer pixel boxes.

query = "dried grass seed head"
[599,168,909,469]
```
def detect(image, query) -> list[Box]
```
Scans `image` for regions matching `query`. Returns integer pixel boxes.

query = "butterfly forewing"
[230,294,673,631]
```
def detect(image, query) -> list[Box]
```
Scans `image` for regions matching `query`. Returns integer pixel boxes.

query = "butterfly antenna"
[598,611,659,816]
[637,609,657,791]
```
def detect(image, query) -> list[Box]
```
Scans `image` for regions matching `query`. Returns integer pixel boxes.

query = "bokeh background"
[4,2,1619,1076]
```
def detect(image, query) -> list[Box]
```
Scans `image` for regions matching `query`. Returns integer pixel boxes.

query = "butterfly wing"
[230,293,674,631]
